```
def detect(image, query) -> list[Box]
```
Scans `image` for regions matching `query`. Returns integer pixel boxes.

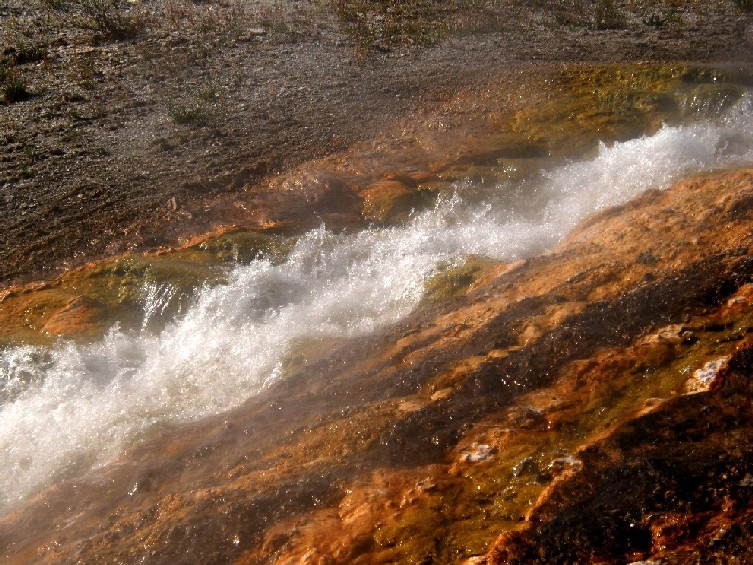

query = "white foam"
[1,95,753,511]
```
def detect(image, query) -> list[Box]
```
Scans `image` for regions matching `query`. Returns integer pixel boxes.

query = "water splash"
[1,95,752,511]
[140,280,181,330]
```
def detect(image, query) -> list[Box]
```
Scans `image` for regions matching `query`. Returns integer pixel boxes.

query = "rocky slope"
[2,166,752,563]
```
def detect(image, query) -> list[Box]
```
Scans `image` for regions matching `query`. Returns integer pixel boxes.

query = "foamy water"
[1,95,753,511]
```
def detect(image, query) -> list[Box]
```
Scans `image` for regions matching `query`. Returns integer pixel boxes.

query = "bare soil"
[1,0,752,287]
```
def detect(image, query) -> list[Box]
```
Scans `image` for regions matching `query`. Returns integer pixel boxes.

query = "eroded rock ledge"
[2,168,753,564]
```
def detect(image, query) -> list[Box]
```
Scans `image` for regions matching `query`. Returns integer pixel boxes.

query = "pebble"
[512,456,539,478]
[685,357,729,394]
[546,454,582,476]
[460,443,495,463]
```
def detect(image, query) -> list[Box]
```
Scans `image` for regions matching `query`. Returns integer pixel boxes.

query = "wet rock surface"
[1,167,752,563]
[3,60,752,344]
[489,339,753,564]
[3,2,753,563]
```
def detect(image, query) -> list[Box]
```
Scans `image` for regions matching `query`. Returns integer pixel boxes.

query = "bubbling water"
[1,95,753,511]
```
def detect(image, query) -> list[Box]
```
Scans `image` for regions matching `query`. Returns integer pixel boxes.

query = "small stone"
[41,295,103,337]
[545,454,582,477]
[680,330,697,344]
[511,406,547,429]
[416,478,436,492]
[640,324,687,345]
[360,180,414,223]
[685,357,729,394]
[512,456,539,478]
[636,249,658,265]
[430,388,453,402]
[520,407,547,428]
[460,443,495,463]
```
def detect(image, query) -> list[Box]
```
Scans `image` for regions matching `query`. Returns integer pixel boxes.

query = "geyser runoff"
[2,95,753,511]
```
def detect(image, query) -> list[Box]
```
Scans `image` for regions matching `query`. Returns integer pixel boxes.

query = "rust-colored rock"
[360,179,418,223]
[2,168,753,563]
[39,295,104,337]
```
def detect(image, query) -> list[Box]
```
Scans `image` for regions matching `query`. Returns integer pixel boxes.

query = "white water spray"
[1,95,753,511]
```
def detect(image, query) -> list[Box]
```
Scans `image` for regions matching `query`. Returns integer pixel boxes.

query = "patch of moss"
[680,66,753,86]
[674,83,746,118]
[278,336,345,376]
[435,63,752,199]
[180,229,296,265]
[511,65,680,156]
[0,229,300,344]
[422,256,498,304]
[361,181,438,224]
[373,498,444,562]
[508,64,753,160]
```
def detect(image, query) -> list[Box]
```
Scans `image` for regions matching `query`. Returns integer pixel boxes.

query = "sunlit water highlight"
[2,96,753,511]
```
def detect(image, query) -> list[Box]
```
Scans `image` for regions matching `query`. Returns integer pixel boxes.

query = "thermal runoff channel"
[1,95,753,511]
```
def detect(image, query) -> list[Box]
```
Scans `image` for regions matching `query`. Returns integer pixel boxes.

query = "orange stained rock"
[2,166,753,563]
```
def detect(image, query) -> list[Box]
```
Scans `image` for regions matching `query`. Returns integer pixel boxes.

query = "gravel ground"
[1,0,752,286]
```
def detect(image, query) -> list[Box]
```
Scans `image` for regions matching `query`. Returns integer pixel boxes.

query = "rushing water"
[1,95,753,512]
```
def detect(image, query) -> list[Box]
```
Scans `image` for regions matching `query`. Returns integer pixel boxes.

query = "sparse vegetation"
[4,43,47,65]
[593,0,627,29]
[734,0,753,10]
[329,0,462,49]
[196,86,220,103]
[168,103,208,126]
[1,65,29,104]
[551,1,590,27]
[3,79,29,103]
[166,82,225,126]
[41,0,143,40]
[643,12,669,26]
[641,6,682,28]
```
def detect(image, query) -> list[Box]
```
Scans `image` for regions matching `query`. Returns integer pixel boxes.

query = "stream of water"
[2,94,753,512]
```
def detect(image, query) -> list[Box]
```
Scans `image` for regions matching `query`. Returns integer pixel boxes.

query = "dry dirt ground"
[2,0,752,287]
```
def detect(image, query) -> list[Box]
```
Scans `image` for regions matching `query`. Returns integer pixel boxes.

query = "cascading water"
[1,94,753,513]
